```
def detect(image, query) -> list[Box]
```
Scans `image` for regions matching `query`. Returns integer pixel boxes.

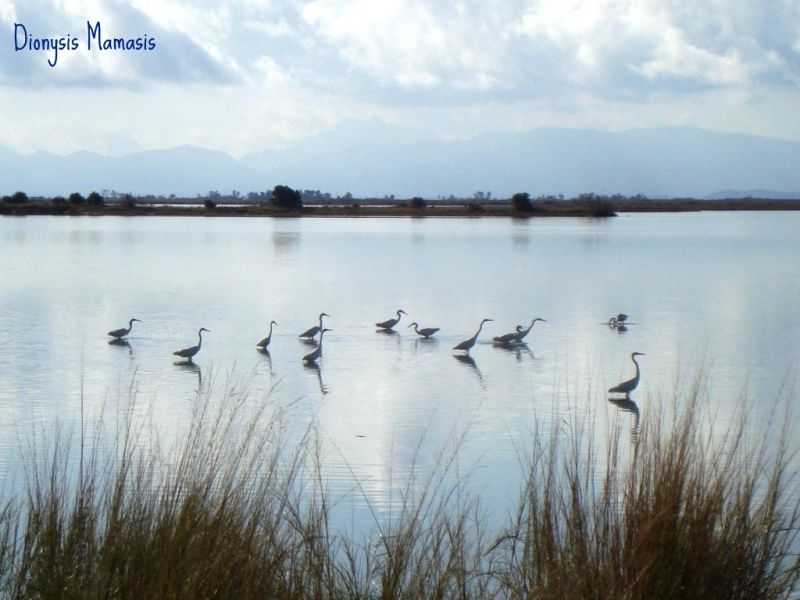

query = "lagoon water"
[1,213,798,529]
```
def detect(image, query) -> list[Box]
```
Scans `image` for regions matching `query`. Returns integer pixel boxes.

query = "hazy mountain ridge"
[2,124,800,199]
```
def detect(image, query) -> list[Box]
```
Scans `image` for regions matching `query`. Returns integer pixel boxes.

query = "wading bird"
[608,313,628,325]
[376,309,406,331]
[299,313,329,340]
[493,326,524,345]
[173,328,209,363]
[407,322,439,339]
[256,320,278,350]
[515,317,546,342]
[303,328,331,363]
[453,319,493,354]
[608,352,645,397]
[108,318,141,339]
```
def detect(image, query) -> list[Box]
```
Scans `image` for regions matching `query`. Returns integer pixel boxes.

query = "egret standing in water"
[303,328,331,363]
[299,313,329,340]
[493,326,524,345]
[108,318,141,339]
[407,322,440,339]
[256,320,277,350]
[376,309,406,331]
[609,352,645,397]
[453,318,493,354]
[514,317,546,342]
[173,328,209,363]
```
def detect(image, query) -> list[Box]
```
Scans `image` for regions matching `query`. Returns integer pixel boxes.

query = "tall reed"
[0,378,797,599]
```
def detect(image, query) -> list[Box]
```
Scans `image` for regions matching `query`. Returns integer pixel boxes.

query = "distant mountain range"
[2,123,800,200]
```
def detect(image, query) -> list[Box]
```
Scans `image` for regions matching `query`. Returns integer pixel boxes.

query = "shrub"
[51,196,68,211]
[511,192,533,212]
[270,185,302,210]
[7,191,28,204]
[467,202,484,212]
[409,196,427,209]
[119,194,137,210]
[204,199,217,209]
[0,379,798,598]
[86,191,105,207]
[68,192,85,206]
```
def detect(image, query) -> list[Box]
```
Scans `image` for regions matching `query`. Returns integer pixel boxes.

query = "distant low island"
[1,186,798,218]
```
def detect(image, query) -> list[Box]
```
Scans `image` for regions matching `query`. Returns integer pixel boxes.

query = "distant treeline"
[2,186,799,217]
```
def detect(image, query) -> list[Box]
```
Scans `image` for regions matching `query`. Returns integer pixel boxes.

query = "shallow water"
[1,213,798,527]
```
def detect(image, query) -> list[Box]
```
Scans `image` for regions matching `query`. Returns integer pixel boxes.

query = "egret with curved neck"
[108,318,141,339]
[257,320,278,349]
[515,317,546,342]
[408,322,439,339]
[608,352,645,397]
[303,328,331,363]
[453,319,493,354]
[376,309,406,331]
[300,313,329,340]
[173,328,209,363]
[493,325,524,345]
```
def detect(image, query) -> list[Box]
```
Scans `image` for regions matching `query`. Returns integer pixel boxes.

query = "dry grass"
[0,380,798,599]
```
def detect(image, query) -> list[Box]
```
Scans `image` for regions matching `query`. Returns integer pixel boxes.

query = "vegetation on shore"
[2,186,799,218]
[0,380,798,599]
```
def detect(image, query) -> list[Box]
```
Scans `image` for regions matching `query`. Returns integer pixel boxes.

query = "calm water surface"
[1,213,798,527]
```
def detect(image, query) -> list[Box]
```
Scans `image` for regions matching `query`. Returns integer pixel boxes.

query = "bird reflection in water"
[454,354,485,388]
[108,338,133,355]
[257,347,275,379]
[176,360,203,391]
[304,361,329,395]
[607,313,630,334]
[609,397,640,447]
[495,341,535,363]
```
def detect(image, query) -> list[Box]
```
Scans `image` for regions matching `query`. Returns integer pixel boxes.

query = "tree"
[511,192,533,212]
[410,197,427,209]
[87,191,105,207]
[8,191,28,204]
[52,196,68,211]
[271,185,302,210]
[68,192,85,206]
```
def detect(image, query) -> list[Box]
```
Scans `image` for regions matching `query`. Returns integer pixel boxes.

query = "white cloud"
[2,0,800,156]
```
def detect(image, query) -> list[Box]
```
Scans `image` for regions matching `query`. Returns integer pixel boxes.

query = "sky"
[1,0,799,157]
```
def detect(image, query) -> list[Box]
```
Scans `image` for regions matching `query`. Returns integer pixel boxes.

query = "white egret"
[300,313,329,340]
[108,318,141,339]
[453,319,493,354]
[515,317,546,342]
[376,309,406,331]
[608,352,645,396]
[173,328,209,363]
[303,328,331,363]
[493,326,524,345]
[407,322,439,339]
[256,320,278,350]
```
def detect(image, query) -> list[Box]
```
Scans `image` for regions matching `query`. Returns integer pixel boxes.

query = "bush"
[577,192,616,217]
[7,191,28,204]
[204,199,217,209]
[466,202,484,212]
[119,194,137,210]
[68,192,85,206]
[409,196,427,209]
[52,196,68,211]
[86,191,105,207]
[511,192,533,212]
[270,185,302,210]
[0,380,798,598]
